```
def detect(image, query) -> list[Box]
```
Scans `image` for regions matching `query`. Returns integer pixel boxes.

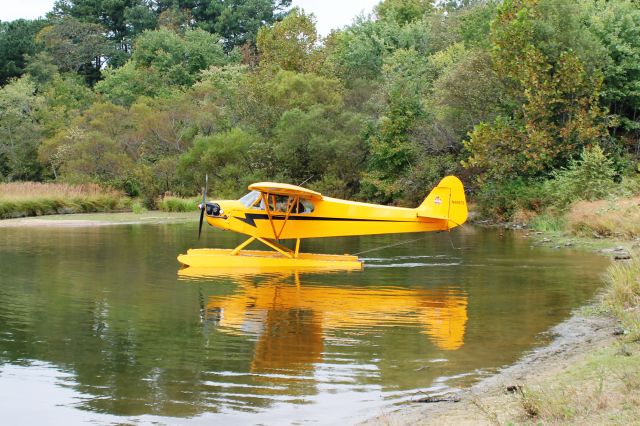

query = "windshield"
[239,190,261,208]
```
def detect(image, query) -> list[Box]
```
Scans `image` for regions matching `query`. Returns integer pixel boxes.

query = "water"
[0,222,608,424]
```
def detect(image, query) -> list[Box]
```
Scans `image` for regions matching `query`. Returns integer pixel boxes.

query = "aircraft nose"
[205,202,222,216]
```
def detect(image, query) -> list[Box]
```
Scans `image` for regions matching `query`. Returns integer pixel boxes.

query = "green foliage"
[132,28,229,81]
[257,8,321,73]
[178,128,264,198]
[53,0,291,54]
[270,106,366,190]
[0,19,48,85]
[474,178,548,221]
[0,77,44,181]
[375,0,434,25]
[475,145,621,220]
[157,196,200,212]
[529,213,566,233]
[433,48,505,142]
[96,28,233,105]
[544,145,617,209]
[131,199,147,214]
[588,0,640,153]
[464,0,607,182]
[94,62,168,106]
[38,16,114,77]
[189,0,292,51]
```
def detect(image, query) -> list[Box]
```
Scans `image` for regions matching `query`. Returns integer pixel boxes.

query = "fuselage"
[205,195,449,240]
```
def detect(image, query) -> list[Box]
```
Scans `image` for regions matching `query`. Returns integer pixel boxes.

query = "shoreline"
[361,305,619,425]
[362,228,638,425]
[0,211,197,227]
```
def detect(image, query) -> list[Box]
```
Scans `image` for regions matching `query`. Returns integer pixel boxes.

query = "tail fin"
[416,176,467,229]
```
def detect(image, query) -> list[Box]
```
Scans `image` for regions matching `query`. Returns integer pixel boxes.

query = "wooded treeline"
[1,0,640,213]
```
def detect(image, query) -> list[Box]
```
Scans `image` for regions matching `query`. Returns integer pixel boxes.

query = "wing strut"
[276,195,298,239]
[261,192,279,240]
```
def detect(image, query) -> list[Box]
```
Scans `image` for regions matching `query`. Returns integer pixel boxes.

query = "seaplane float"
[177,176,467,270]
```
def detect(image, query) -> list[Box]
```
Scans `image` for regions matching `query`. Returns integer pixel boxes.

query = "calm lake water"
[0,221,609,425]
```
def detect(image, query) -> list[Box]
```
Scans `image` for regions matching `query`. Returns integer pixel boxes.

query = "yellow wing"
[248,182,323,200]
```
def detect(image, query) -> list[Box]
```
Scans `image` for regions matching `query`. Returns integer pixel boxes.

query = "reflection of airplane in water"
[185,269,468,374]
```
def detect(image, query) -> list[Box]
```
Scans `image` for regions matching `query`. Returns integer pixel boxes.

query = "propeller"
[198,174,208,240]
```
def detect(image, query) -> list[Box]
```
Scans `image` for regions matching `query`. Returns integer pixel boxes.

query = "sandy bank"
[361,310,619,425]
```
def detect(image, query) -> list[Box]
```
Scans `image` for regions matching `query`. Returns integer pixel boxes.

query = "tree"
[38,16,114,84]
[463,0,607,182]
[256,8,322,73]
[178,128,263,197]
[207,0,292,52]
[270,106,366,195]
[52,0,157,53]
[432,48,506,144]
[0,77,44,181]
[0,19,48,86]
[38,101,133,183]
[375,0,434,25]
[52,0,291,54]
[588,0,640,153]
[96,28,234,105]
[360,48,435,202]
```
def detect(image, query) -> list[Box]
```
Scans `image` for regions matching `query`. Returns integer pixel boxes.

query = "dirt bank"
[361,310,619,425]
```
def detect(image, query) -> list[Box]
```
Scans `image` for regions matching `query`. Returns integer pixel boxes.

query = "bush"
[475,179,548,221]
[157,196,200,212]
[544,145,617,209]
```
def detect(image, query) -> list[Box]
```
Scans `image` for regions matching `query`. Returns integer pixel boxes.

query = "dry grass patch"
[566,197,640,239]
[516,344,640,425]
[603,252,640,342]
[0,182,130,219]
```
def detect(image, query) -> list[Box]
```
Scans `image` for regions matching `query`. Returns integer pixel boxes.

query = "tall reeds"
[0,182,130,219]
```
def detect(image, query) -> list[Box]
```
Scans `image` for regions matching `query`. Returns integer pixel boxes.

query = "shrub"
[475,179,548,221]
[544,146,617,209]
[157,196,200,212]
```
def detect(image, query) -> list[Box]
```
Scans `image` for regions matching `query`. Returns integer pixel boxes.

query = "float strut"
[230,236,256,256]
[256,237,294,258]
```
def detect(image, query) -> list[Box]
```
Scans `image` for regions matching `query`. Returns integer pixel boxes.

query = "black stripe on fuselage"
[215,213,433,227]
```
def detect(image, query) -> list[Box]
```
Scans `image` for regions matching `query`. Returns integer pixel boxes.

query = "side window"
[274,195,289,212]
[298,199,314,214]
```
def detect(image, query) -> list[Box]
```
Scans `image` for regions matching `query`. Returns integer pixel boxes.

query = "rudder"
[416,176,467,229]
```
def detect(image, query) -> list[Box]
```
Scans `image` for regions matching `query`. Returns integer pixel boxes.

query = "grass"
[566,197,640,239]
[529,211,566,233]
[603,253,640,342]
[513,250,640,424]
[516,343,640,424]
[157,196,201,212]
[0,182,130,219]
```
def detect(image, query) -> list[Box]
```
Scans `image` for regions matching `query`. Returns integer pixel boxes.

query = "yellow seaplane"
[177,175,467,269]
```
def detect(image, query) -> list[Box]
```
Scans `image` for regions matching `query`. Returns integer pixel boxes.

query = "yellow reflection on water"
[183,267,467,374]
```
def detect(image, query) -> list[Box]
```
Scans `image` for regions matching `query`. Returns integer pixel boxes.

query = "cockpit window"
[298,198,314,214]
[246,192,315,214]
[239,190,261,208]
